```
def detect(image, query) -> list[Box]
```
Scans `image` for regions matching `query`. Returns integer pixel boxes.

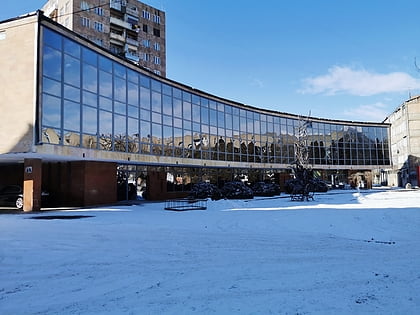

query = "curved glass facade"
[40,26,390,167]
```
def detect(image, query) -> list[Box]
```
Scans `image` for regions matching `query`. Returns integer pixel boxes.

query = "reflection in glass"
[42,94,61,128]
[42,128,61,144]
[83,47,97,66]
[64,132,80,146]
[99,55,112,72]
[128,82,138,105]
[152,91,162,112]
[43,27,62,50]
[83,105,97,134]
[82,134,97,149]
[64,100,80,131]
[99,70,112,97]
[83,91,97,107]
[64,54,80,87]
[114,62,126,78]
[43,46,62,80]
[43,77,61,96]
[99,96,112,111]
[163,95,172,115]
[114,77,126,102]
[114,101,126,115]
[64,84,80,102]
[83,63,97,92]
[140,87,150,109]
[173,98,182,118]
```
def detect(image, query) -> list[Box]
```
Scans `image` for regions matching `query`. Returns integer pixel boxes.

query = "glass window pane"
[64,54,80,87]
[151,79,161,92]
[99,70,112,97]
[114,62,126,78]
[140,87,150,109]
[63,38,80,58]
[64,100,80,131]
[114,101,126,115]
[128,118,139,137]
[114,77,126,102]
[83,91,97,107]
[141,109,150,121]
[152,112,162,124]
[99,110,112,135]
[43,77,61,96]
[152,123,162,144]
[83,105,97,134]
[163,95,172,115]
[140,120,150,140]
[162,84,172,96]
[82,47,97,66]
[99,55,113,72]
[43,46,62,80]
[192,104,200,122]
[183,101,191,120]
[140,74,150,88]
[173,88,182,99]
[128,82,138,105]
[64,84,80,102]
[43,27,62,50]
[152,91,162,112]
[83,63,97,92]
[42,94,61,128]
[99,96,112,111]
[128,105,139,118]
[127,69,138,84]
[114,114,126,136]
[173,98,182,117]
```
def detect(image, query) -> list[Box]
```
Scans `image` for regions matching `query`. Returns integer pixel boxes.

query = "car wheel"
[16,197,23,209]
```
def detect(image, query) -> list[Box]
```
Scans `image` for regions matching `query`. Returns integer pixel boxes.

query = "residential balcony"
[110,32,125,43]
[126,37,138,46]
[126,7,139,16]
[110,16,132,30]
[110,0,122,11]
[125,51,140,62]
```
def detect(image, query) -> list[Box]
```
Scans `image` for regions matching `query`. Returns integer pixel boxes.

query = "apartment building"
[42,0,166,76]
[384,96,420,187]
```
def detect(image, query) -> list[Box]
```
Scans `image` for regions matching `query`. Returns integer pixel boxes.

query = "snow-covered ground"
[1,189,419,314]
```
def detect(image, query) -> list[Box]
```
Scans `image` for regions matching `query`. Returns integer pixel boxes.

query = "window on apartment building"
[142,10,151,20]
[81,17,90,28]
[143,53,150,62]
[94,22,104,32]
[153,14,160,24]
[153,28,160,37]
[143,24,148,33]
[153,42,160,51]
[154,70,161,75]
[80,1,90,10]
[142,39,150,47]
[154,56,160,65]
[94,7,104,16]
[93,38,103,46]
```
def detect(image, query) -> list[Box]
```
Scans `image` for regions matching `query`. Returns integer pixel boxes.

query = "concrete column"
[23,158,42,212]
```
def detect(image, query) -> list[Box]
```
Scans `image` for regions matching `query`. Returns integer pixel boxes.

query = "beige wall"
[0,15,38,153]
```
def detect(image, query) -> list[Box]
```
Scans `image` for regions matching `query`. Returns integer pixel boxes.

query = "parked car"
[0,185,49,209]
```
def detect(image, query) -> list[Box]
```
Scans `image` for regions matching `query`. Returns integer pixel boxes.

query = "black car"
[0,185,49,209]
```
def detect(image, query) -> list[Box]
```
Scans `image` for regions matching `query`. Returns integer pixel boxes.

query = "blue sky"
[2,0,420,122]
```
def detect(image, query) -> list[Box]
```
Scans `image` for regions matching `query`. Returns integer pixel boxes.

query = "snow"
[1,189,420,314]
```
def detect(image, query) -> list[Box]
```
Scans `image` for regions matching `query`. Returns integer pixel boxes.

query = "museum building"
[0,12,393,211]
